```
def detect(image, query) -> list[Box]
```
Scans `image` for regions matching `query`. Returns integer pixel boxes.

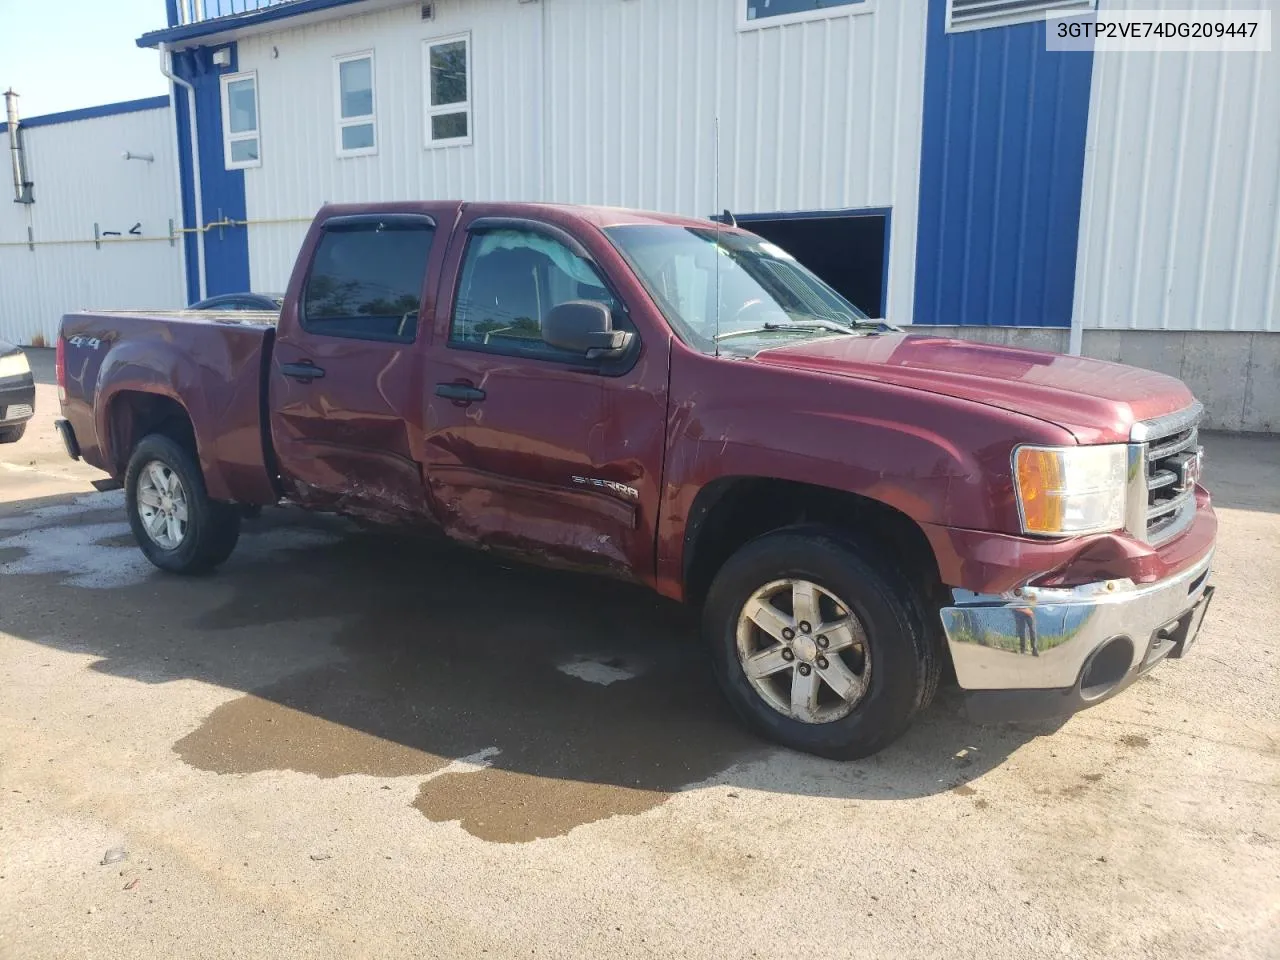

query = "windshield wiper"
[714,322,852,342]
[788,313,900,334]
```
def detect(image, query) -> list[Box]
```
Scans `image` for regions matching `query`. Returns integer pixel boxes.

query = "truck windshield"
[603,224,874,354]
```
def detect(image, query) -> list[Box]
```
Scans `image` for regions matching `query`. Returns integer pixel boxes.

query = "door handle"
[281,362,326,382]
[435,382,486,403]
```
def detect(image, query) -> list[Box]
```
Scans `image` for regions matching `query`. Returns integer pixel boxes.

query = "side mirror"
[542,300,634,360]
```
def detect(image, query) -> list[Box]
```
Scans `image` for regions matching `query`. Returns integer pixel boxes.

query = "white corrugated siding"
[0,106,185,345]
[1074,0,1280,332]
[238,0,928,320]
[238,0,547,290]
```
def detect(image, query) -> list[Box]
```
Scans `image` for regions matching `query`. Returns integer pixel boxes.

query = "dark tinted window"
[303,219,435,342]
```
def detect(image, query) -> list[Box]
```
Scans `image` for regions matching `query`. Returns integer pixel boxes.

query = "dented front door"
[421,212,669,581]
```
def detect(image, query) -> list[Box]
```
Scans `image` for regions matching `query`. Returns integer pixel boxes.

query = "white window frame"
[945,0,1096,33]
[423,32,473,149]
[219,70,261,170]
[333,50,377,158]
[737,0,875,31]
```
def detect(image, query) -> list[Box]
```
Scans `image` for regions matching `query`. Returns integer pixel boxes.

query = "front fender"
[654,347,1075,600]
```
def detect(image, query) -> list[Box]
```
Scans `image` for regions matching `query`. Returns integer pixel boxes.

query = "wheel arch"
[105,391,198,475]
[682,476,947,612]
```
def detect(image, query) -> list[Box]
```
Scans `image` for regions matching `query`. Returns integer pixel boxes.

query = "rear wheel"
[0,423,26,444]
[703,528,939,759]
[125,434,240,574]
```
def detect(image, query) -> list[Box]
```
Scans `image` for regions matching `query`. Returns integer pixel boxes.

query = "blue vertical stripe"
[172,43,251,302]
[914,1,1094,327]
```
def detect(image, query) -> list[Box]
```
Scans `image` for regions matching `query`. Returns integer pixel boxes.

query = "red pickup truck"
[54,202,1216,758]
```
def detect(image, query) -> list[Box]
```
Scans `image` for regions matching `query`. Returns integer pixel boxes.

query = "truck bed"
[60,310,278,505]
[87,309,278,325]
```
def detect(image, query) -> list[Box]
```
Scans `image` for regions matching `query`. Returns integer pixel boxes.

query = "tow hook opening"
[1079,636,1134,701]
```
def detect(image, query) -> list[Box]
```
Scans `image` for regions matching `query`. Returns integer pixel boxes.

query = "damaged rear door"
[270,205,457,520]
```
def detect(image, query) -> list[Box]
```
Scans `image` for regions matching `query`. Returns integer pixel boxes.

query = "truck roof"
[521,203,726,231]
[317,201,739,233]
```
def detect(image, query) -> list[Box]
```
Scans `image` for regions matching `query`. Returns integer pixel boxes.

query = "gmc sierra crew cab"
[54,202,1216,759]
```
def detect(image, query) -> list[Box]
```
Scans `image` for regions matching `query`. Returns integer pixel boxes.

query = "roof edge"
[136,0,372,49]
[0,95,170,133]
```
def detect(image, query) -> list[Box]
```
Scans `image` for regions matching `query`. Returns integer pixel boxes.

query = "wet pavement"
[2,349,1277,959]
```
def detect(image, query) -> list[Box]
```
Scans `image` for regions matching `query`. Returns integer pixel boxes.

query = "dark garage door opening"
[739,211,889,319]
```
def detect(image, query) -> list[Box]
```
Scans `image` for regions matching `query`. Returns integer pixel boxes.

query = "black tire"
[703,527,941,760]
[125,434,241,574]
[0,423,26,444]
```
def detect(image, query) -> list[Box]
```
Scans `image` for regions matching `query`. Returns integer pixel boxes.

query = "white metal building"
[7,0,1277,430]
[0,98,185,345]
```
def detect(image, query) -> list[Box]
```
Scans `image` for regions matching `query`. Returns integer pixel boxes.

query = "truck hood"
[752,334,1196,443]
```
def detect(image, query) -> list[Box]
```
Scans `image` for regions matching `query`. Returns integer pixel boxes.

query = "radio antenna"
[713,116,722,357]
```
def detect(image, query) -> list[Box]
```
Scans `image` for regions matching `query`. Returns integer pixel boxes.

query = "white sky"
[0,0,169,119]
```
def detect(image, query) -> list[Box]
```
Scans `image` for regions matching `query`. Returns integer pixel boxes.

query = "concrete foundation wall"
[914,327,1279,434]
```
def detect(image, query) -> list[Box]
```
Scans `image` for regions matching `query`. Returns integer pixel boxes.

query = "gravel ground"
[1,349,1277,959]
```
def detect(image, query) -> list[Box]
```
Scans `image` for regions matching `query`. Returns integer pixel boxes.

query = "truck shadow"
[0,491,1064,843]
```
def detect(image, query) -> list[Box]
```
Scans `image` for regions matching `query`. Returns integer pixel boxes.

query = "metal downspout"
[4,89,34,204]
[159,42,207,302]
[538,0,548,201]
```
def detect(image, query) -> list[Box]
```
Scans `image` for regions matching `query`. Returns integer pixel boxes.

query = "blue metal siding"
[913,0,1093,327]
[172,44,251,301]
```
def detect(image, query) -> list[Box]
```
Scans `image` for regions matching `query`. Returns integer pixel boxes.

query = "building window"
[423,33,471,148]
[220,71,260,169]
[739,0,872,30]
[334,52,376,157]
[946,0,1096,32]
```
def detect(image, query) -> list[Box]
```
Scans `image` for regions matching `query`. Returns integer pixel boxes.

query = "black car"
[189,293,283,312]
[0,339,35,444]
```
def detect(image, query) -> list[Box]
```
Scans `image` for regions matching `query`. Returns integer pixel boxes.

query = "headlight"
[0,351,30,379]
[1014,444,1128,535]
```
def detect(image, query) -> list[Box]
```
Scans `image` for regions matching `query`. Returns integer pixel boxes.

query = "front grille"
[4,403,33,420]
[1139,403,1203,543]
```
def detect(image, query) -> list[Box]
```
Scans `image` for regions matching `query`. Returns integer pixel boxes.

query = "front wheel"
[125,434,240,574]
[0,423,26,444]
[703,528,940,760]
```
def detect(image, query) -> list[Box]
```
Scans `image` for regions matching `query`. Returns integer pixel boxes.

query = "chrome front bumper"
[940,550,1214,720]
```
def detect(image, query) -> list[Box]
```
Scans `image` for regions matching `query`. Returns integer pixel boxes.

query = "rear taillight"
[55,335,66,403]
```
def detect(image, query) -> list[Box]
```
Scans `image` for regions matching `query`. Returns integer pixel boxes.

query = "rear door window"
[302,218,435,342]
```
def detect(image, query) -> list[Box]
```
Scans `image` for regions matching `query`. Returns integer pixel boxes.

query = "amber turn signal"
[1013,444,1128,536]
